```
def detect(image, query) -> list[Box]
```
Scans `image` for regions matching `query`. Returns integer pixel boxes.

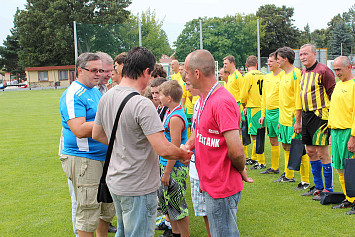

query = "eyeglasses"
[81,67,104,73]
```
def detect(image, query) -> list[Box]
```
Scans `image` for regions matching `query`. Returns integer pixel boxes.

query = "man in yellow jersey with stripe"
[240,55,265,169]
[259,52,282,174]
[223,55,250,162]
[299,44,336,199]
[181,66,194,131]
[273,47,310,189]
[219,67,229,84]
[328,56,355,214]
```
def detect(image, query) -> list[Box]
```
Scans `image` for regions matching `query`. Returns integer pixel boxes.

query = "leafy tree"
[329,21,353,55]
[256,4,301,56]
[310,29,327,48]
[14,0,131,67]
[0,28,23,75]
[174,14,262,69]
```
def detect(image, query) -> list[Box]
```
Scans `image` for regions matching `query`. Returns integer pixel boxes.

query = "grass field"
[0,89,353,237]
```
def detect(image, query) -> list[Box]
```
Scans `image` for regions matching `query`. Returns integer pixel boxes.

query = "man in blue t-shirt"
[59,52,115,236]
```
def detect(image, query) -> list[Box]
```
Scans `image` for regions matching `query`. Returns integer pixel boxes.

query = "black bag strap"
[100,91,139,183]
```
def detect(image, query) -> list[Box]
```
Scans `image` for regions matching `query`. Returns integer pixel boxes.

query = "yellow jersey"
[226,70,243,102]
[328,79,355,136]
[261,71,281,117]
[278,68,302,127]
[240,69,264,108]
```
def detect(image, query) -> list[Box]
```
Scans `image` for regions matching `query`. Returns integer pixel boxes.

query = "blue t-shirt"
[160,105,188,167]
[59,80,107,161]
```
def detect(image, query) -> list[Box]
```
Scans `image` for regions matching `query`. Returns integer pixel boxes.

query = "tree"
[0,28,23,75]
[329,21,353,55]
[14,0,131,67]
[310,29,327,48]
[174,14,262,69]
[76,9,172,61]
[256,4,301,56]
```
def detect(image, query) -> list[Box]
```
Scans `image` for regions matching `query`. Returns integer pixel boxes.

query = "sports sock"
[271,145,280,170]
[338,172,355,203]
[257,153,265,165]
[251,141,257,161]
[322,163,333,192]
[310,160,324,190]
[300,154,310,184]
[240,135,249,158]
[284,150,294,179]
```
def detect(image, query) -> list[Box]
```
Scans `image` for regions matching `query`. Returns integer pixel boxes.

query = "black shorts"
[302,111,330,146]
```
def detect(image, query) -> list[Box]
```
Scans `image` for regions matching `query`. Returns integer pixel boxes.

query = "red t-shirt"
[195,86,243,198]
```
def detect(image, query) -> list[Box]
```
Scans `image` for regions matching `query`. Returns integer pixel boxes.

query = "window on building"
[38,71,48,81]
[58,70,68,80]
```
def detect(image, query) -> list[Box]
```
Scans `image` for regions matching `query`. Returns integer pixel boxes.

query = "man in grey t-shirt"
[93,47,191,237]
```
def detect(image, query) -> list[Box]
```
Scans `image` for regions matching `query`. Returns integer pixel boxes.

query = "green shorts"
[247,107,262,135]
[279,124,297,144]
[265,109,279,138]
[158,164,189,220]
[185,113,192,126]
[238,102,245,129]
[331,129,354,169]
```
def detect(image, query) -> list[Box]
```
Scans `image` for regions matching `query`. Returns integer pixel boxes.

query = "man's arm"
[147,131,192,164]
[322,68,336,99]
[293,109,302,134]
[67,117,94,138]
[223,129,245,172]
[92,123,108,145]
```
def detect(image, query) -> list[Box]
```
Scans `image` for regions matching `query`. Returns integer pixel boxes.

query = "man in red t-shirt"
[184,49,252,237]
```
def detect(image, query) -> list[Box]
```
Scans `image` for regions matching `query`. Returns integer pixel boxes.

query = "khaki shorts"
[60,155,115,232]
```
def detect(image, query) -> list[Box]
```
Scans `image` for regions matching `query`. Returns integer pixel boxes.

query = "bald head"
[333,56,353,82]
[187,50,215,77]
[334,56,351,68]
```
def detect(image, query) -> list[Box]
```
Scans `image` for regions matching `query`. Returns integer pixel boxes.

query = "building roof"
[25,65,75,72]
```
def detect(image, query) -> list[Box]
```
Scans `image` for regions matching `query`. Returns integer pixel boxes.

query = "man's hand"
[179,144,192,165]
[348,136,355,153]
[293,121,302,134]
[162,172,170,187]
[243,108,247,116]
[259,116,265,125]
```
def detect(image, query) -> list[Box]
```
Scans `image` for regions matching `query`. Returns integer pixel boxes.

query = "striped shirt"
[300,61,335,120]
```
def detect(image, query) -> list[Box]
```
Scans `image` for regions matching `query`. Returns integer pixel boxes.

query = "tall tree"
[256,4,301,56]
[14,0,131,67]
[329,21,353,55]
[310,29,327,48]
[174,14,262,69]
[0,28,23,75]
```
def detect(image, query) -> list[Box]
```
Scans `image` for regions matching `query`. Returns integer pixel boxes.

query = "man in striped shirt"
[298,44,336,199]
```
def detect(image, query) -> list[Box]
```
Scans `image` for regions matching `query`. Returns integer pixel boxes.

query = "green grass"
[0,89,353,237]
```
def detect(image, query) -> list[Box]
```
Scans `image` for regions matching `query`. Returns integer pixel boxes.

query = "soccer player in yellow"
[299,44,336,199]
[329,56,355,214]
[273,47,310,190]
[219,67,229,84]
[223,55,249,161]
[240,55,265,169]
[259,52,282,174]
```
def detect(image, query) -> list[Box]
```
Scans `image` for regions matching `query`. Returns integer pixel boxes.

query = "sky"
[0,0,353,47]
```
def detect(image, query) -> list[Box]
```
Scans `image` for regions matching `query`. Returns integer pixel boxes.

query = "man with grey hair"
[96,51,114,94]
[299,44,336,199]
[59,52,115,237]
[328,56,355,214]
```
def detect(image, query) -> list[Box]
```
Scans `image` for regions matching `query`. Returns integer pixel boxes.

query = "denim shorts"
[111,191,158,237]
[205,191,241,237]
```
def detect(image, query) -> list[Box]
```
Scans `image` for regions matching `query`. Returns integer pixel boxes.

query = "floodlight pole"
[139,19,142,47]
[74,21,78,61]
[257,18,261,71]
[200,19,203,49]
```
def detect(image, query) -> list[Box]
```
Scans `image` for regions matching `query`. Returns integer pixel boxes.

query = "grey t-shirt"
[95,86,164,196]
